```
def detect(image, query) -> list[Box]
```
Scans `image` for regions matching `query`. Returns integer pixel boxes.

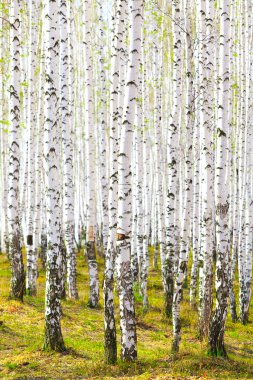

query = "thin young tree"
[83,0,99,308]
[165,0,182,319]
[26,0,39,296]
[60,0,78,300]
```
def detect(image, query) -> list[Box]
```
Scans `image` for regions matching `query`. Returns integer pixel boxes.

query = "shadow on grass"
[0,324,22,339]
[24,296,45,312]
[64,347,91,360]
[161,351,253,379]
[227,344,253,359]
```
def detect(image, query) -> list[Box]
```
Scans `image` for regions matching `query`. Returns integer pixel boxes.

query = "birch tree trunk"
[43,0,65,352]
[8,0,25,301]
[165,0,182,318]
[116,0,143,361]
[103,0,127,364]
[60,0,78,300]
[136,42,148,309]
[83,0,99,308]
[198,0,215,339]
[97,1,109,254]
[208,0,230,357]
[171,0,194,351]
[238,0,253,325]
[26,0,39,296]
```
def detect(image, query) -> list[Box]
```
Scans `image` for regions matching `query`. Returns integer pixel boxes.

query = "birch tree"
[43,0,65,352]
[208,0,231,357]
[83,0,99,308]
[116,0,143,361]
[8,0,25,301]
[165,0,182,319]
[26,0,39,296]
[103,0,128,364]
[60,0,78,300]
[198,0,215,339]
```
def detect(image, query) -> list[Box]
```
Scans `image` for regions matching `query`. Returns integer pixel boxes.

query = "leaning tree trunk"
[43,0,65,352]
[8,0,25,301]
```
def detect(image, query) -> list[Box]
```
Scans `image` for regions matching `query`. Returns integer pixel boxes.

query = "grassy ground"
[0,249,252,380]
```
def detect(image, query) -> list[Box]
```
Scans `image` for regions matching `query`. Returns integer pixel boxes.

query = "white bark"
[60,0,78,300]
[26,0,39,296]
[165,0,182,319]
[8,0,25,301]
[83,0,99,308]
[208,0,231,357]
[116,0,143,361]
[44,0,65,352]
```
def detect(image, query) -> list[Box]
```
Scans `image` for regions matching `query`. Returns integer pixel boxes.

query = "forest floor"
[0,249,252,380]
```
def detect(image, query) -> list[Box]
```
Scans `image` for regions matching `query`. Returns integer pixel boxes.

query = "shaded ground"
[0,250,252,379]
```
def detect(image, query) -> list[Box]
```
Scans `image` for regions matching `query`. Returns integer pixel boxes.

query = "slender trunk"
[43,0,65,352]
[165,0,182,318]
[8,0,25,302]
[26,0,39,296]
[83,0,99,308]
[116,0,143,361]
[208,0,230,357]
[103,0,128,363]
[60,0,78,300]
[198,0,215,339]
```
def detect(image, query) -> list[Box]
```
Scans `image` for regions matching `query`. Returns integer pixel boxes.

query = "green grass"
[0,250,252,379]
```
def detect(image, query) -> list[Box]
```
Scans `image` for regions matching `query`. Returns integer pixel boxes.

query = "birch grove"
[0,0,253,366]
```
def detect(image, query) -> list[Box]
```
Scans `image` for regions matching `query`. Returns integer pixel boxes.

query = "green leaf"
[0,120,10,125]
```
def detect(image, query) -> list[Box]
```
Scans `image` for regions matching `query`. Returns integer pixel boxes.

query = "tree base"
[104,340,117,364]
[208,344,228,358]
[10,271,25,302]
[87,299,99,308]
[171,339,179,354]
[120,348,137,362]
[44,327,66,353]
[26,286,37,297]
